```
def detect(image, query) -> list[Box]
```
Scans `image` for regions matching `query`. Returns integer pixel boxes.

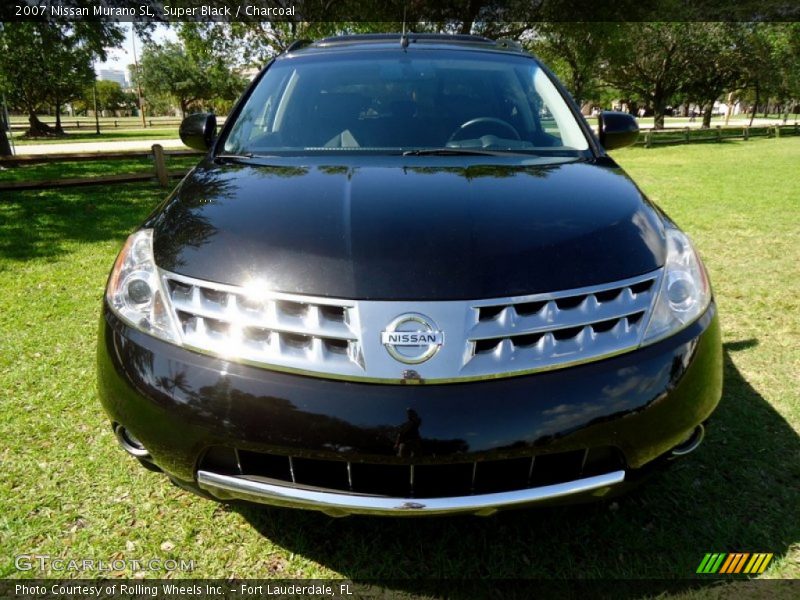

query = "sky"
[94,23,177,77]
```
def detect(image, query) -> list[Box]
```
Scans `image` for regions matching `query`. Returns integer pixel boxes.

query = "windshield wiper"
[402,148,530,157]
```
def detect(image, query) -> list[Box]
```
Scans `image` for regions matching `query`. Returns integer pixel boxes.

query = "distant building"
[98,69,127,88]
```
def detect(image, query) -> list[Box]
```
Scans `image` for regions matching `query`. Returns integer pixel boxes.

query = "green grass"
[10,128,179,146]
[0,139,798,590]
[0,156,200,185]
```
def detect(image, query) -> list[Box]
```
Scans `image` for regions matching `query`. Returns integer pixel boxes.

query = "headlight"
[106,229,180,343]
[642,228,711,345]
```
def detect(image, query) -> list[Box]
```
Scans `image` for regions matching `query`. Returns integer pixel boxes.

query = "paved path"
[12,138,185,156]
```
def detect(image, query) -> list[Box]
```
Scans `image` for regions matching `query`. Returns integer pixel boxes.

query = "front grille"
[200,446,624,498]
[463,272,659,375]
[158,268,661,383]
[162,272,365,377]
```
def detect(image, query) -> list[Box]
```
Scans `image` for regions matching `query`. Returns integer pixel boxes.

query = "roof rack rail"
[314,33,495,46]
[496,38,523,51]
[284,39,312,53]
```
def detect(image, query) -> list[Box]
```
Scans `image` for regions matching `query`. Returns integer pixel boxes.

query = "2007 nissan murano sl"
[97,34,722,516]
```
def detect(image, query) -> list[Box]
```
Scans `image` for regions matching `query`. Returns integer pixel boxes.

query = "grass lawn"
[0,156,200,185]
[0,139,797,590]
[10,129,179,146]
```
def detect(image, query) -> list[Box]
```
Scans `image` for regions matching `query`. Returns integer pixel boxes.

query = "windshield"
[223,49,590,156]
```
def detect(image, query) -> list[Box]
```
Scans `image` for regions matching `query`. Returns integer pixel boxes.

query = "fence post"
[152,144,169,188]
[114,120,118,128]
[684,127,690,142]
[716,126,721,142]
[774,125,781,138]
[76,120,80,129]
[743,126,749,141]
[644,130,652,148]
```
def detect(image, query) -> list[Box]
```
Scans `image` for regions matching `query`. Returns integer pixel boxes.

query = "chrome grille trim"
[462,271,660,378]
[158,268,662,384]
[161,270,366,378]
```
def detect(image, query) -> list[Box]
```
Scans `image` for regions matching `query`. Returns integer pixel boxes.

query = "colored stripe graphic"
[721,553,749,574]
[696,554,714,573]
[697,553,773,574]
[719,554,736,573]
[744,553,773,574]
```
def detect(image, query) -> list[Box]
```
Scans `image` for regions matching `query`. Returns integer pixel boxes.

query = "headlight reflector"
[642,228,711,345]
[106,229,180,343]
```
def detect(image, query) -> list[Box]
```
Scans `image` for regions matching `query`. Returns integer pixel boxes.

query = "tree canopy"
[137,41,246,117]
[0,19,124,136]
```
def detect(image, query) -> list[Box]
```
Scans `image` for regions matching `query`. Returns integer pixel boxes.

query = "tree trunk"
[748,84,759,127]
[652,103,665,130]
[701,101,714,129]
[0,100,11,156]
[458,0,483,35]
[27,112,54,137]
[0,122,11,157]
[762,97,769,118]
[54,101,64,135]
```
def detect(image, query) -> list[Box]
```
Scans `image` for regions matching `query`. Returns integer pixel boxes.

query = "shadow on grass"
[234,340,799,595]
[0,183,165,264]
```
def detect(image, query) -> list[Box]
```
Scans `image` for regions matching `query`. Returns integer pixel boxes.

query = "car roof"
[283,33,526,57]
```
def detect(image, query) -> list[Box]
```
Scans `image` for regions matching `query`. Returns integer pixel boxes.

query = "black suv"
[98,34,722,516]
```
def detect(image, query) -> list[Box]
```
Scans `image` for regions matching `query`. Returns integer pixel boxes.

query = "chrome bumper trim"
[196,469,626,516]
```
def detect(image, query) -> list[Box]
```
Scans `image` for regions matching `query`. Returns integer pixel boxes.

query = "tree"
[0,19,124,137]
[138,43,209,118]
[176,2,545,70]
[138,42,245,117]
[99,80,134,114]
[762,23,800,121]
[528,22,616,107]
[601,23,698,129]
[47,41,96,133]
[680,23,744,128]
[73,80,135,116]
[736,24,789,125]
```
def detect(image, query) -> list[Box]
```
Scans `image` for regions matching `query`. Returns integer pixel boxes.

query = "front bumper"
[196,469,626,516]
[97,302,722,515]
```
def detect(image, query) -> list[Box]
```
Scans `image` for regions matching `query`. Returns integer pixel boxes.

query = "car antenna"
[400,6,409,50]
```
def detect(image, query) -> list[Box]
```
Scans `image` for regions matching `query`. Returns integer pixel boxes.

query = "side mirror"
[179,113,217,151]
[598,111,639,150]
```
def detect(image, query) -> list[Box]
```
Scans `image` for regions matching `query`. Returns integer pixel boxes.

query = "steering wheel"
[448,117,521,143]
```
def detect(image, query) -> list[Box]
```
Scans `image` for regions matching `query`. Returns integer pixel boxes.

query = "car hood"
[150,157,666,300]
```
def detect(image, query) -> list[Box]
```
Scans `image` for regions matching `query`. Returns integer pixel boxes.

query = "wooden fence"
[8,120,183,132]
[7,117,226,133]
[0,144,202,192]
[637,123,800,147]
